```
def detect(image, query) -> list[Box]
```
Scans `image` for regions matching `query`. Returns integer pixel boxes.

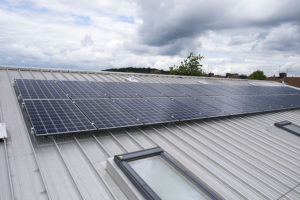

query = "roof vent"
[0,123,7,139]
[198,80,208,84]
[125,77,138,82]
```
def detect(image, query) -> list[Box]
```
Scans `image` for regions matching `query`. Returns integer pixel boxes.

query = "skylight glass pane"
[284,124,300,135]
[129,156,210,200]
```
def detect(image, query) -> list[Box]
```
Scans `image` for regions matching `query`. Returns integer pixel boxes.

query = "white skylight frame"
[274,121,300,136]
[114,147,221,200]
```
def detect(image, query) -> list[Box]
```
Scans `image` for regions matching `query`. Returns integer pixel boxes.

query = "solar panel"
[231,95,288,111]
[23,99,96,135]
[90,82,139,98]
[213,85,257,95]
[166,84,204,97]
[115,98,174,124]
[213,96,259,114]
[256,95,298,110]
[146,98,202,120]
[56,80,105,99]
[121,82,164,97]
[196,97,244,115]
[231,96,272,111]
[270,86,300,95]
[276,95,300,108]
[74,99,142,129]
[185,84,228,96]
[174,97,225,118]
[16,78,300,137]
[16,79,67,99]
[145,83,186,97]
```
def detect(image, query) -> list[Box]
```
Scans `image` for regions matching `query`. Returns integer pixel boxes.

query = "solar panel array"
[23,99,96,135]
[15,79,300,136]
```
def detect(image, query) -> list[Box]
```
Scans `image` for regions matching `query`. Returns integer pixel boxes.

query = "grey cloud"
[136,0,300,49]
[81,35,94,47]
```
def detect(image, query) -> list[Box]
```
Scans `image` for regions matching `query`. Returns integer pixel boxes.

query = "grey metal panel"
[0,70,49,200]
[0,140,13,200]
[0,67,300,200]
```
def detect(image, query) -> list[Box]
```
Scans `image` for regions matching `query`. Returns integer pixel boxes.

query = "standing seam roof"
[0,66,299,200]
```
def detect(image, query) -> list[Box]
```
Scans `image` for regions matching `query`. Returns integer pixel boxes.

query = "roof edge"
[0,65,264,82]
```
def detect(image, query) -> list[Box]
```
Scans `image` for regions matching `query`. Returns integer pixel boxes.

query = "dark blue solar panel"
[90,82,139,98]
[275,95,300,108]
[196,97,244,115]
[213,96,259,114]
[213,85,258,95]
[16,79,67,99]
[166,84,204,97]
[174,98,224,118]
[146,98,202,120]
[269,86,300,95]
[257,95,300,110]
[185,84,228,96]
[18,79,300,136]
[231,95,288,111]
[145,83,186,97]
[23,99,96,135]
[115,98,174,124]
[75,99,142,129]
[116,82,164,97]
[56,80,105,99]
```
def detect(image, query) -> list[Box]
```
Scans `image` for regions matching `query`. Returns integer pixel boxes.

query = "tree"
[150,69,161,74]
[169,52,205,76]
[247,70,266,80]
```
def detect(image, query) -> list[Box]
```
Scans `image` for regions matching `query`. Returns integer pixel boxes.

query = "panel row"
[16,79,300,100]
[23,95,300,136]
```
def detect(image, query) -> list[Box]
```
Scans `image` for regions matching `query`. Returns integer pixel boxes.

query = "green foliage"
[150,69,161,74]
[169,52,205,76]
[238,74,248,79]
[247,70,266,80]
[104,67,170,74]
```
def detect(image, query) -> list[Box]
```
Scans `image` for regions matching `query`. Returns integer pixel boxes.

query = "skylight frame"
[274,121,300,136]
[114,147,221,200]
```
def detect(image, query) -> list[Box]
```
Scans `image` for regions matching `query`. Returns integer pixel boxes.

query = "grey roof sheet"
[0,66,299,200]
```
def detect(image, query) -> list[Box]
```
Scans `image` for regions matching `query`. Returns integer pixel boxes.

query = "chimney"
[279,72,287,79]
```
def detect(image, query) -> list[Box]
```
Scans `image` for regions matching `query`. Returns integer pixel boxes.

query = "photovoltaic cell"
[16,79,67,99]
[196,97,244,115]
[166,84,204,97]
[275,95,300,108]
[213,85,257,95]
[174,97,224,118]
[145,83,186,97]
[90,82,139,98]
[185,84,227,96]
[75,99,142,129]
[231,95,288,111]
[23,99,96,135]
[16,78,300,136]
[214,96,259,114]
[121,83,164,97]
[146,98,202,120]
[56,80,105,99]
[202,85,231,96]
[115,98,174,124]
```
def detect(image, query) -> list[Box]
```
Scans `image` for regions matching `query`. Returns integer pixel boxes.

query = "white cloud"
[0,0,300,76]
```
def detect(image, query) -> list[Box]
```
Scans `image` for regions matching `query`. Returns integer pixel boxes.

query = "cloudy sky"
[0,0,300,76]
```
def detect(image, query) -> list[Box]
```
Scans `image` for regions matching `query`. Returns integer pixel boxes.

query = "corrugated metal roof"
[0,66,299,200]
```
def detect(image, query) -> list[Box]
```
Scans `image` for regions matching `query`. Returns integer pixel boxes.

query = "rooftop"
[0,66,300,200]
